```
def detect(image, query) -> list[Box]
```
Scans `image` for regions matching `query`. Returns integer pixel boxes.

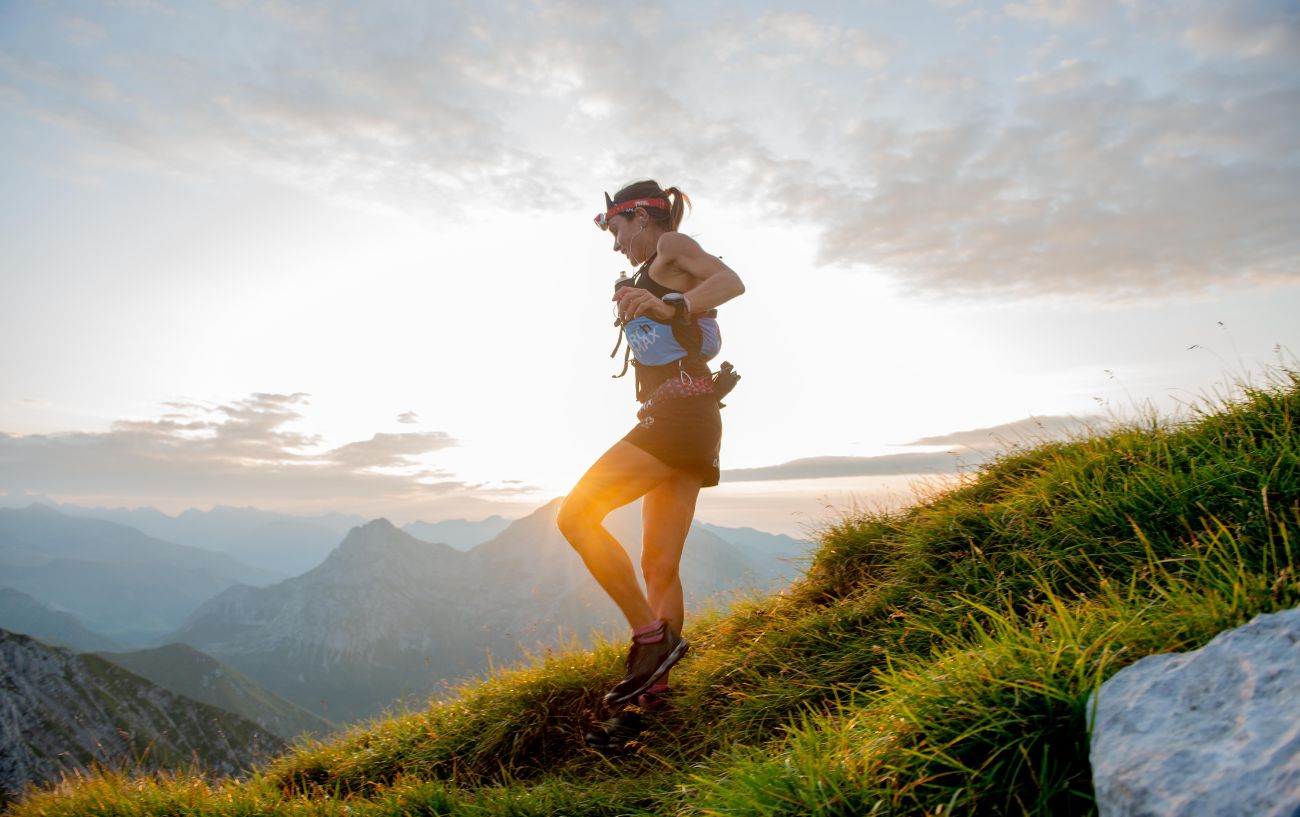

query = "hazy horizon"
[0,407,1116,536]
[0,466,935,537]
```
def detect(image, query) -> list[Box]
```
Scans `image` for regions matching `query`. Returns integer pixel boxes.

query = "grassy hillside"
[8,372,1299,816]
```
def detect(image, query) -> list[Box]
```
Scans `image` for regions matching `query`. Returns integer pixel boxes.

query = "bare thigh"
[561,441,681,525]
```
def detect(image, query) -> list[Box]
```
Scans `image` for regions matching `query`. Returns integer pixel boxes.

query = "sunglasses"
[593,193,668,230]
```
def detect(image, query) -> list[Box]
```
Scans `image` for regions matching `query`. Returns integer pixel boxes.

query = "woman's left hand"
[613,287,673,322]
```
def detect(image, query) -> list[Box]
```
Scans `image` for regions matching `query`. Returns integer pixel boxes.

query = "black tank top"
[631,255,678,298]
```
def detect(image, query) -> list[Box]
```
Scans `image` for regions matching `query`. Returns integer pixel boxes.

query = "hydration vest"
[611,259,722,402]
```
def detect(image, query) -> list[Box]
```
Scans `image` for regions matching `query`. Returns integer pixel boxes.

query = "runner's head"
[594,180,692,233]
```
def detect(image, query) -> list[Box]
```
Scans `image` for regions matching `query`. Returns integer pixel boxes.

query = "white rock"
[1089,606,1300,817]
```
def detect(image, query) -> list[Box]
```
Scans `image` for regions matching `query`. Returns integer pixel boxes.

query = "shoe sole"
[603,638,689,709]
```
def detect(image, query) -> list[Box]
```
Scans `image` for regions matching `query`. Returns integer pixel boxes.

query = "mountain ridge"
[173,519,490,722]
[94,642,335,742]
[0,497,519,576]
[0,587,121,653]
[0,628,285,806]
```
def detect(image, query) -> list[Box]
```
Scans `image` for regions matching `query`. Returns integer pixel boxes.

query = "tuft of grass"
[8,369,1299,817]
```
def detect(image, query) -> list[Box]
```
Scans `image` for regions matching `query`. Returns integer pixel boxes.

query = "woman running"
[557,180,745,718]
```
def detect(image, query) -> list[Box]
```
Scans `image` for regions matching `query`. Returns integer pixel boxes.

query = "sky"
[1,0,1298,537]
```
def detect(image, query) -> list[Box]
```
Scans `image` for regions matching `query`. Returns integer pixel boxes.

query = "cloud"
[325,431,457,470]
[1175,1,1300,62]
[538,4,1300,300]
[0,393,529,508]
[723,413,1105,482]
[58,15,107,46]
[1017,57,1096,94]
[743,12,892,69]
[4,2,1297,298]
[1005,0,1112,26]
[1,2,563,213]
[396,411,419,425]
[723,452,975,483]
[912,59,984,95]
[904,414,1104,448]
[787,72,1300,299]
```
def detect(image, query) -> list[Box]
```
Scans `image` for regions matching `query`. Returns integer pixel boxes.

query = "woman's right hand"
[614,287,673,322]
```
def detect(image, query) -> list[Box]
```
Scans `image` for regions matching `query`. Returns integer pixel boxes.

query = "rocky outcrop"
[1089,607,1300,817]
[0,629,284,804]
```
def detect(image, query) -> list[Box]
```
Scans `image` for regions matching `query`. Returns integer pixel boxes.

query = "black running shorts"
[622,394,722,488]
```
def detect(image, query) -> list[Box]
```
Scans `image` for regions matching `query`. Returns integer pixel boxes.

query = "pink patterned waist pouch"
[636,374,716,421]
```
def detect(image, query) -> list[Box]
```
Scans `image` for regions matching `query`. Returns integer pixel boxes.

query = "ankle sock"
[632,620,666,644]
[638,682,670,709]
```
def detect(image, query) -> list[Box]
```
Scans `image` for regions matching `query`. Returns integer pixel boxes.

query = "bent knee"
[556,498,582,540]
[557,495,602,541]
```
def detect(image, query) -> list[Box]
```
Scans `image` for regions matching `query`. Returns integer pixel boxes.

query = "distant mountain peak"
[336,518,404,549]
[337,519,404,550]
[320,518,459,573]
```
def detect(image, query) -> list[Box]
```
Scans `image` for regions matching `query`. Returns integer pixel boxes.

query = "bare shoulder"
[654,231,735,288]
[656,230,704,260]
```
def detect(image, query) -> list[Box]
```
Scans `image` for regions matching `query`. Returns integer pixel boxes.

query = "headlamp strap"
[602,196,669,222]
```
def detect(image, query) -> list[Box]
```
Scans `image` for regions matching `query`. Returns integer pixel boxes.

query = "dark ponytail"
[612,179,692,231]
[663,185,691,231]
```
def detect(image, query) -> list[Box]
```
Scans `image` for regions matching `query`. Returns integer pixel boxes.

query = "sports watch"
[662,292,690,322]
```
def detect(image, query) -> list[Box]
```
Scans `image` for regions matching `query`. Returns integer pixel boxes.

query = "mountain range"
[0,497,810,725]
[0,505,277,644]
[175,499,810,722]
[0,494,514,576]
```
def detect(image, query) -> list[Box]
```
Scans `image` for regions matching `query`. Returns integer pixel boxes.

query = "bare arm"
[613,231,745,321]
[658,231,745,313]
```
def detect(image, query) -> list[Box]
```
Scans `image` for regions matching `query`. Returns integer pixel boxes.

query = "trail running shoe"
[602,621,688,708]
[584,709,645,751]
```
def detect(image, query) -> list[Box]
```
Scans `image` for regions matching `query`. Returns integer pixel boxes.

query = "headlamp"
[593,192,668,230]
